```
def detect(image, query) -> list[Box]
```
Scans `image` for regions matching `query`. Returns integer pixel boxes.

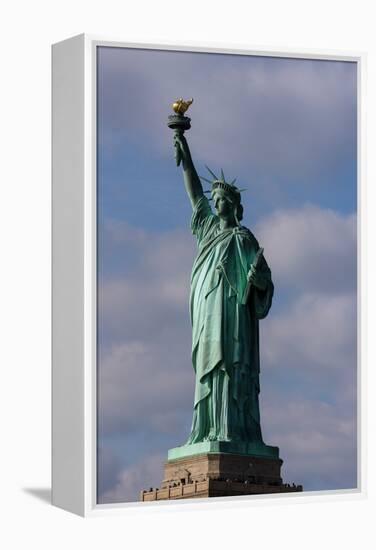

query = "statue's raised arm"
[174,133,204,209]
[167,98,203,209]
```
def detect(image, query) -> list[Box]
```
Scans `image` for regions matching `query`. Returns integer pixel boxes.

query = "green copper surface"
[168,111,276,459]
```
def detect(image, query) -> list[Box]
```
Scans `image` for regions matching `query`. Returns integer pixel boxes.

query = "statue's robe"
[186,196,274,444]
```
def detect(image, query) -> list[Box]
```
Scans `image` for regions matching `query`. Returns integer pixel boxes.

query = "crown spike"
[221,168,226,183]
[230,178,237,185]
[205,165,219,180]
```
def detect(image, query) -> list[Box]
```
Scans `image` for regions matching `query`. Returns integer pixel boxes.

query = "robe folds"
[186,196,274,445]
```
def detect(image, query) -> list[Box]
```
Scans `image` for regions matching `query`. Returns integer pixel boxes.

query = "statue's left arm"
[248,253,274,319]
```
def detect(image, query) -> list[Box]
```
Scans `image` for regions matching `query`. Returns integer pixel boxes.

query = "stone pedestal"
[140,451,302,501]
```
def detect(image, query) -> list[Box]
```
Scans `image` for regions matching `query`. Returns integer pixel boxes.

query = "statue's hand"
[247,265,267,290]
[173,133,190,165]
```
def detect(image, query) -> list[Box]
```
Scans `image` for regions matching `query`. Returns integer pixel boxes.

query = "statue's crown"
[200,166,244,201]
[212,179,240,198]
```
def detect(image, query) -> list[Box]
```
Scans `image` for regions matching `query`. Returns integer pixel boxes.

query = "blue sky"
[96,46,357,503]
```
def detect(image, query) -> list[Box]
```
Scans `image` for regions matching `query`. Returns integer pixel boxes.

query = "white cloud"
[262,291,356,371]
[261,398,357,490]
[97,445,123,498]
[256,205,356,294]
[98,339,194,436]
[99,220,195,344]
[99,48,356,177]
[255,205,357,414]
[99,453,165,503]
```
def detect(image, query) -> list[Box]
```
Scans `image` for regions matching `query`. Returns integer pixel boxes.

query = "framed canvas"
[52,34,365,517]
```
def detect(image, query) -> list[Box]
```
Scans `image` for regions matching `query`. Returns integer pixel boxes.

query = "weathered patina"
[168,102,274,458]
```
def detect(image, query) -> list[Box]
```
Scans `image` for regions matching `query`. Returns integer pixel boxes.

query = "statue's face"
[213,189,234,218]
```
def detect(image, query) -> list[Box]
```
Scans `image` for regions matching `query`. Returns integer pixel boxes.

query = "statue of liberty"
[141,102,303,501]
[170,110,274,452]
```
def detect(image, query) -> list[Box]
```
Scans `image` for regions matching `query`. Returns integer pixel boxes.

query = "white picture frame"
[52,34,365,517]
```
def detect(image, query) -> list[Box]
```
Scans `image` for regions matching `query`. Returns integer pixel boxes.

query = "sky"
[96,46,357,503]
